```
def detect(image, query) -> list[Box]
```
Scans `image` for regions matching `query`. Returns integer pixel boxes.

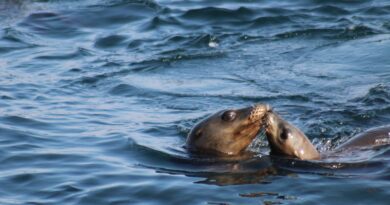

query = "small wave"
[1,95,13,100]
[34,47,93,60]
[52,182,82,193]
[106,79,312,105]
[163,34,219,49]
[181,7,256,23]
[179,7,297,31]
[274,24,378,40]
[249,15,292,28]
[175,93,310,102]
[0,126,45,143]
[0,150,92,166]
[100,0,162,10]
[128,140,189,166]
[64,49,225,88]
[140,15,183,31]
[72,1,159,29]
[308,5,350,15]
[108,83,157,97]
[94,34,127,49]
[306,0,369,5]
[359,5,390,15]
[275,27,344,39]
[21,12,83,37]
[272,156,387,176]
[0,115,55,130]
[65,67,135,87]
[0,27,38,54]
[353,84,390,106]
[127,39,143,49]
[336,24,379,39]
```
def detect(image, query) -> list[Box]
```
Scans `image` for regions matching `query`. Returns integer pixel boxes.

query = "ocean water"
[0,0,389,204]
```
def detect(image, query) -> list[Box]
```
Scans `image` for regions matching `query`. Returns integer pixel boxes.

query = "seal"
[186,104,270,156]
[335,125,390,151]
[264,110,390,160]
[264,111,320,160]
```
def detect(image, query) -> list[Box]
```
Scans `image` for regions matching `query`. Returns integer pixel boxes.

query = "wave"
[353,84,390,106]
[94,34,127,49]
[34,47,93,60]
[181,7,256,22]
[0,27,38,54]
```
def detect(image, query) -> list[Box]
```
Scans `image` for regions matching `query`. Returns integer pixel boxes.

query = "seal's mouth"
[236,104,272,141]
[249,104,272,123]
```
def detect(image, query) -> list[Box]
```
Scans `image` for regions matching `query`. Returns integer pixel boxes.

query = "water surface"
[1,0,389,204]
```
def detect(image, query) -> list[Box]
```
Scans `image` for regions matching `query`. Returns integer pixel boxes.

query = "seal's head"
[265,112,320,160]
[186,104,271,156]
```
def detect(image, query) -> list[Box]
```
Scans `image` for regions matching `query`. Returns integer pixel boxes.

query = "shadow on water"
[136,146,390,184]
[128,121,389,187]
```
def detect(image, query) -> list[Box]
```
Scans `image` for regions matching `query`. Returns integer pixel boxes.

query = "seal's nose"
[254,103,272,112]
[249,104,272,122]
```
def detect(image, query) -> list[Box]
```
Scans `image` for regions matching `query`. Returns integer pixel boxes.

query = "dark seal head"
[265,111,320,160]
[186,104,271,156]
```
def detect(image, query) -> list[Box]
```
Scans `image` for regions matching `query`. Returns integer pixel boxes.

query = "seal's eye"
[221,110,237,122]
[280,128,290,140]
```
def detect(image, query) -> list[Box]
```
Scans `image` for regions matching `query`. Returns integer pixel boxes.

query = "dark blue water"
[1,0,390,204]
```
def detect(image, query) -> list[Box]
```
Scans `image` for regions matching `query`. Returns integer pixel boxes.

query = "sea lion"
[186,104,270,156]
[264,111,320,160]
[264,111,390,160]
[335,125,390,151]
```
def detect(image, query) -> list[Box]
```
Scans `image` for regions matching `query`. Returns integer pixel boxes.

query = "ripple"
[163,33,219,49]
[0,150,92,166]
[0,27,37,54]
[309,5,350,15]
[108,83,157,97]
[181,7,255,23]
[272,157,387,176]
[20,12,83,37]
[70,1,159,29]
[249,15,293,28]
[1,95,13,100]
[0,115,55,130]
[34,47,93,60]
[78,184,136,205]
[360,5,390,15]
[127,39,143,49]
[140,15,184,31]
[94,34,127,48]
[275,28,342,39]
[337,25,379,39]
[353,84,390,106]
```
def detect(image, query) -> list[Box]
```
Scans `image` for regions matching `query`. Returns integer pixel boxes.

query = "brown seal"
[264,110,390,160]
[186,104,270,156]
[264,111,320,160]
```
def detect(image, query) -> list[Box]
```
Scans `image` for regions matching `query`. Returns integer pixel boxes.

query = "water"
[1,0,390,204]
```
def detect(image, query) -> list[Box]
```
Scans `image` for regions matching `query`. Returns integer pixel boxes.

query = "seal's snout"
[249,104,271,123]
[264,104,272,113]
